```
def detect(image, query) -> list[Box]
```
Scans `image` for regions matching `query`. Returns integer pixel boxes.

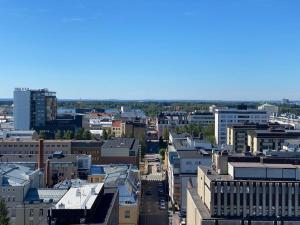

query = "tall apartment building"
[215,109,268,145]
[187,154,300,225]
[14,88,57,130]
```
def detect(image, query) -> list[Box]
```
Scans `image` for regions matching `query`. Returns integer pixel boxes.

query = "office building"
[187,153,300,225]
[14,88,57,130]
[215,108,268,145]
[188,110,214,127]
[48,183,119,225]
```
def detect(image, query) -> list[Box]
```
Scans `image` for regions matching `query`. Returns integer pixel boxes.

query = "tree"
[55,130,63,139]
[162,128,169,140]
[0,198,9,225]
[63,130,74,139]
[102,129,108,140]
[39,130,47,139]
[83,130,92,140]
[159,148,166,160]
[75,128,84,140]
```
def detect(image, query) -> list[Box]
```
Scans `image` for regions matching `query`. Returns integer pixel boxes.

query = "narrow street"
[139,180,169,225]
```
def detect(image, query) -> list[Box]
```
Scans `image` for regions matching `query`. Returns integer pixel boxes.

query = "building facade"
[215,109,268,145]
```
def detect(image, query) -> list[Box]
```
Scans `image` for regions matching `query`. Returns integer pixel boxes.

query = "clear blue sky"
[0,0,300,100]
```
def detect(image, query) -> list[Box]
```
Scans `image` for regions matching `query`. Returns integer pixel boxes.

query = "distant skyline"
[0,0,300,100]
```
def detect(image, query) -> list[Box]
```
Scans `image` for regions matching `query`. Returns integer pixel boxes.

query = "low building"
[187,156,300,225]
[123,121,146,142]
[111,120,124,137]
[270,113,300,129]
[100,138,140,167]
[0,139,72,155]
[88,164,141,225]
[0,164,46,225]
[258,103,279,116]
[247,129,300,153]
[71,140,102,164]
[48,183,119,225]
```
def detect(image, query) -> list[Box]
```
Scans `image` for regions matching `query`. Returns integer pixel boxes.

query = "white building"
[269,113,300,129]
[215,109,268,145]
[258,103,279,116]
[13,88,31,130]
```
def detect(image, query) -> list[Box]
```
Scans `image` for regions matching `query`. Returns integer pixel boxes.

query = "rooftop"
[55,183,104,210]
[0,164,36,186]
[25,188,68,203]
[102,138,138,150]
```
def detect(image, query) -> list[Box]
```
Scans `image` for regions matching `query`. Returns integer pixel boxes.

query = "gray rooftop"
[24,188,68,203]
[0,164,36,186]
[102,138,139,150]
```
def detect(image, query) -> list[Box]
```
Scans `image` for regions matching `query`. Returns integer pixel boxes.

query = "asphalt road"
[139,180,169,225]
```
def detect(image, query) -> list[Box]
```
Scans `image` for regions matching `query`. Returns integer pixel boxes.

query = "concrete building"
[167,136,212,212]
[247,129,300,154]
[13,88,57,130]
[88,164,141,225]
[215,108,268,145]
[188,111,214,127]
[258,103,279,116]
[0,139,72,155]
[227,123,282,153]
[48,183,119,225]
[187,157,300,225]
[0,164,47,225]
[0,130,39,140]
[100,138,140,167]
[123,121,146,142]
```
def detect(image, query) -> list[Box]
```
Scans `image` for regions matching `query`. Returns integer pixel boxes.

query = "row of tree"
[39,128,92,140]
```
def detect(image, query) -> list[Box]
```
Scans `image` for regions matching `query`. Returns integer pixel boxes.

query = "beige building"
[227,123,281,153]
[187,154,300,225]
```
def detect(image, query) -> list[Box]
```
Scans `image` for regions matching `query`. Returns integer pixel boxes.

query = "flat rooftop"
[55,183,104,210]
[0,164,36,186]
[102,138,138,150]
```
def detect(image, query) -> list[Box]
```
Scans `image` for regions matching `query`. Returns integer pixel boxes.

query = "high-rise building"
[13,88,57,130]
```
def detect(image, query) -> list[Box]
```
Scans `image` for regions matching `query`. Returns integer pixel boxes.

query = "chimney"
[45,159,51,187]
[38,139,45,170]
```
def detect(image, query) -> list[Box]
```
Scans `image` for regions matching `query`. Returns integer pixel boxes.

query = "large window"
[125,210,130,219]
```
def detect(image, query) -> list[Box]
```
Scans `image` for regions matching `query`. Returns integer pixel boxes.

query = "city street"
[139,180,168,225]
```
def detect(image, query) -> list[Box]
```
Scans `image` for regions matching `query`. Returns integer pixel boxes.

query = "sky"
[0,0,300,100]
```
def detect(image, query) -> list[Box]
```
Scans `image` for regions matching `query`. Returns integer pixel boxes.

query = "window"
[39,209,43,216]
[125,210,130,219]
[29,209,34,217]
